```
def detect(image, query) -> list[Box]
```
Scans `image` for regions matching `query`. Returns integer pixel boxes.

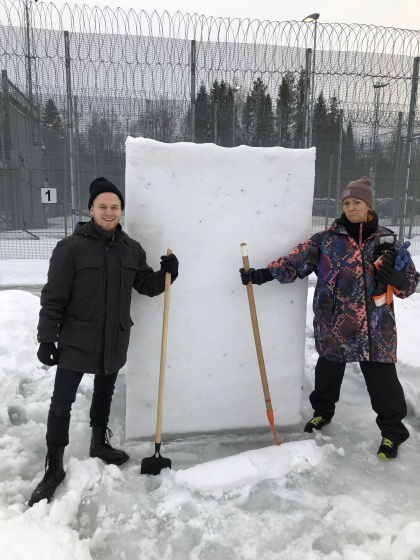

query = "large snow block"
[125,138,315,439]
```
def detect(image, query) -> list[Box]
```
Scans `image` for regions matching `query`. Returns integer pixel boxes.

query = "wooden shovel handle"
[240,243,272,406]
[155,248,172,444]
[241,243,280,445]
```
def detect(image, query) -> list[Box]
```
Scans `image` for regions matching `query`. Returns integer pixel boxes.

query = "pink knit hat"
[341,176,373,208]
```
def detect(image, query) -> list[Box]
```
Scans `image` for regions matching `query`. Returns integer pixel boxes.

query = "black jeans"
[309,357,409,444]
[46,367,118,447]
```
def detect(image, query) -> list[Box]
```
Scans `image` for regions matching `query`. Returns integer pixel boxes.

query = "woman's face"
[342,197,370,223]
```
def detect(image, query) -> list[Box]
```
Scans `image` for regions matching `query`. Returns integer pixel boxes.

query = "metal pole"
[24,1,36,145]
[335,109,344,215]
[399,56,419,242]
[74,94,82,219]
[302,48,312,149]
[308,20,317,147]
[325,154,334,229]
[392,112,403,225]
[214,103,218,145]
[190,39,196,142]
[232,103,235,147]
[64,31,76,231]
[408,141,420,238]
[277,103,282,146]
[371,82,389,197]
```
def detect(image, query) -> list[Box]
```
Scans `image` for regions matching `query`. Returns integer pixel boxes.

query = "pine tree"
[195,83,212,144]
[41,98,63,135]
[312,92,328,145]
[276,72,296,147]
[242,77,275,147]
[342,120,357,187]
[209,80,235,147]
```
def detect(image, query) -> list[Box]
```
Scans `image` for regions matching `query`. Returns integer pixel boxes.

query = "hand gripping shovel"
[141,249,173,475]
[240,243,280,446]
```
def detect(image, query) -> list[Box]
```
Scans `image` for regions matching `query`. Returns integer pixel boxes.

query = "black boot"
[28,446,66,507]
[89,426,129,466]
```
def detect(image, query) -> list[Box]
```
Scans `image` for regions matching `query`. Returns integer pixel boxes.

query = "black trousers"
[310,357,409,444]
[46,367,118,448]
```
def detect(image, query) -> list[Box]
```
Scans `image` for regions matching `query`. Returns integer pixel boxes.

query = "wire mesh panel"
[0,1,419,258]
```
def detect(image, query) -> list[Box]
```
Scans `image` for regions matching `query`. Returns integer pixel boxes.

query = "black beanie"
[88,177,124,210]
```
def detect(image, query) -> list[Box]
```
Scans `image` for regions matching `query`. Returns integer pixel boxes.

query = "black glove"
[37,342,59,366]
[373,277,387,297]
[376,257,409,291]
[239,267,273,286]
[160,253,179,278]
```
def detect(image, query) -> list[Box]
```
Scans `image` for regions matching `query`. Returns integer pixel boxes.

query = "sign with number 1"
[41,188,57,203]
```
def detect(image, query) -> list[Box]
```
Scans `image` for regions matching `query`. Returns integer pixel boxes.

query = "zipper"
[360,244,372,360]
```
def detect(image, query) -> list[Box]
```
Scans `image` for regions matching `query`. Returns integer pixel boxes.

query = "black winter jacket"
[38,221,167,374]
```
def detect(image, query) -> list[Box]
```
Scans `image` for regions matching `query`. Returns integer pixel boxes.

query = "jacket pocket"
[59,317,100,358]
[116,316,134,358]
[120,255,138,291]
[75,256,105,292]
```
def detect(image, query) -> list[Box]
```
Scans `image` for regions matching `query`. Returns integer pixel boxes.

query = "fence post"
[325,154,334,228]
[335,109,344,216]
[393,111,403,225]
[24,1,36,145]
[399,56,419,242]
[64,30,76,232]
[408,141,420,238]
[73,94,82,220]
[277,103,282,146]
[302,48,311,149]
[190,39,196,142]
[214,103,218,145]
[1,70,15,229]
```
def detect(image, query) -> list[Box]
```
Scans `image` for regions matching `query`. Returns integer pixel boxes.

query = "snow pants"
[46,367,118,447]
[309,357,409,444]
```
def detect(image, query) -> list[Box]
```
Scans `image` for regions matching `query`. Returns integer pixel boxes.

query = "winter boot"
[377,437,399,459]
[304,416,331,433]
[28,446,66,507]
[89,426,129,466]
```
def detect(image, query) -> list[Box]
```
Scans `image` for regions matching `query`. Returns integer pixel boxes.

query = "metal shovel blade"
[141,443,171,476]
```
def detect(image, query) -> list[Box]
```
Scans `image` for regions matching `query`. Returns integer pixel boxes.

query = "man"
[29,177,178,506]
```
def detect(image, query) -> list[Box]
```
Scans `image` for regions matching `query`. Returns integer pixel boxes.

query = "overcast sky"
[46,0,420,30]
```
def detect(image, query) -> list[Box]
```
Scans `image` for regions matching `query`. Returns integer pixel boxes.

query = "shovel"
[141,249,173,475]
[240,243,280,446]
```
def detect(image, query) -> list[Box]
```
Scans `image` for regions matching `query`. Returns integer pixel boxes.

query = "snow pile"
[0,290,41,427]
[0,287,419,559]
[174,439,333,495]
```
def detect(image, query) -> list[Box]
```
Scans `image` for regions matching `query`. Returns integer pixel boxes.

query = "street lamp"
[302,13,320,147]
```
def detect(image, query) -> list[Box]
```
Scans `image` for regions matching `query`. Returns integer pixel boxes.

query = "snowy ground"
[0,262,420,560]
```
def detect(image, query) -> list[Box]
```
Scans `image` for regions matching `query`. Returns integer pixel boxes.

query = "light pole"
[303,13,320,147]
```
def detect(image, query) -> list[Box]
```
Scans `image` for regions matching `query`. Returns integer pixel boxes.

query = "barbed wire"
[0,0,419,132]
[1,1,420,258]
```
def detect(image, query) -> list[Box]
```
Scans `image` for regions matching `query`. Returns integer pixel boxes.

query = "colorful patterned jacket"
[267,220,418,363]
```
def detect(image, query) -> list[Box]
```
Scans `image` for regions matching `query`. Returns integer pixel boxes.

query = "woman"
[240,176,418,459]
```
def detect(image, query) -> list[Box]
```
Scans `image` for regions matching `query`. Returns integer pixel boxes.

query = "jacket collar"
[73,220,124,242]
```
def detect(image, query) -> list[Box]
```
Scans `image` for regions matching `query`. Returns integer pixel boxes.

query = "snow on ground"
[0,264,419,559]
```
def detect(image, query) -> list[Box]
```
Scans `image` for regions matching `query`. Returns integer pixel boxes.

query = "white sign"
[41,188,57,203]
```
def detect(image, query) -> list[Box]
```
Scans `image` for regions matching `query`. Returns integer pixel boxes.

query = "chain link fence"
[1,1,419,258]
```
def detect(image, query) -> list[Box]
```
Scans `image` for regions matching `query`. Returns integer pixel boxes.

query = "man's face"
[90,192,122,231]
